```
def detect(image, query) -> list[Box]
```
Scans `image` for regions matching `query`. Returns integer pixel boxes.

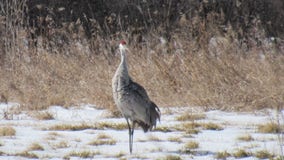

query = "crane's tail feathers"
[135,102,161,133]
[149,102,161,131]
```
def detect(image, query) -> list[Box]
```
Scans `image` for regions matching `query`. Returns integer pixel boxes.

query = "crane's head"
[119,40,128,52]
[120,40,127,45]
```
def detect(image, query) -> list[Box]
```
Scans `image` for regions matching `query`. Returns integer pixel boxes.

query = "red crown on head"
[120,40,127,45]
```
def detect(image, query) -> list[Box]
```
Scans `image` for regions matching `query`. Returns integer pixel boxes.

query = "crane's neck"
[119,47,129,73]
[113,47,130,92]
[120,48,128,71]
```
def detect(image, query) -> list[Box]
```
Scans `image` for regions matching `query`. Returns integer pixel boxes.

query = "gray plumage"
[112,40,160,153]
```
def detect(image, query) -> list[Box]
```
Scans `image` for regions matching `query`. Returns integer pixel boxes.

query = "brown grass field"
[0,1,283,113]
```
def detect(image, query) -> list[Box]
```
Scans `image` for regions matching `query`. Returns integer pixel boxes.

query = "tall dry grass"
[0,1,283,113]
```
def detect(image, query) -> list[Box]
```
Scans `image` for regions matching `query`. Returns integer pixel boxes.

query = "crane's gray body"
[112,45,160,133]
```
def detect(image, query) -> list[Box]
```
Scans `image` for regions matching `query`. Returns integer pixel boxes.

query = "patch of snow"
[0,105,283,159]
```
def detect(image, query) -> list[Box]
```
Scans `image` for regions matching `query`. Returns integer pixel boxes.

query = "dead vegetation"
[155,126,172,132]
[15,151,38,159]
[254,150,275,159]
[176,122,201,134]
[30,111,54,120]
[88,139,116,146]
[49,141,69,149]
[182,141,199,153]
[215,151,231,159]
[233,149,251,158]
[46,123,95,131]
[162,155,182,160]
[88,133,116,146]
[45,122,128,131]
[147,134,162,142]
[168,136,182,143]
[28,143,44,151]
[201,122,223,131]
[0,126,16,136]
[237,134,254,142]
[0,0,283,114]
[176,113,206,121]
[95,122,128,130]
[65,150,100,159]
[258,122,283,133]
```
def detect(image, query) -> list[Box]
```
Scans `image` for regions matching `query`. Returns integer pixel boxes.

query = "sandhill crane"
[112,40,161,153]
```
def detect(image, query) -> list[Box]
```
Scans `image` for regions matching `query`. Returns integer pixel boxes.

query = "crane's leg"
[131,122,136,153]
[126,118,133,154]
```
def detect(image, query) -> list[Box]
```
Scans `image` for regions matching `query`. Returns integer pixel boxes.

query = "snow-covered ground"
[0,103,283,160]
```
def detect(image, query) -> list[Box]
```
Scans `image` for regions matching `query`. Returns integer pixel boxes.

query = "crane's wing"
[128,79,161,132]
[129,79,151,102]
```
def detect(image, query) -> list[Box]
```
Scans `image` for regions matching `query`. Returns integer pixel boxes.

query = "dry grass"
[50,141,69,149]
[274,156,284,160]
[0,2,283,113]
[168,136,182,143]
[88,133,116,146]
[65,150,100,159]
[254,150,274,159]
[48,132,61,137]
[96,133,111,139]
[15,151,38,158]
[155,126,172,132]
[184,129,200,135]
[1,39,283,113]
[179,122,201,134]
[237,134,254,141]
[233,149,251,158]
[182,141,199,154]
[185,141,199,149]
[147,134,162,141]
[257,122,283,133]
[46,122,128,131]
[88,139,116,146]
[201,122,223,131]
[181,122,201,130]
[114,151,126,158]
[95,122,128,130]
[31,111,54,120]
[215,151,231,159]
[28,143,44,151]
[46,123,95,131]
[0,126,16,136]
[45,132,62,140]
[176,113,206,121]
[160,155,182,160]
